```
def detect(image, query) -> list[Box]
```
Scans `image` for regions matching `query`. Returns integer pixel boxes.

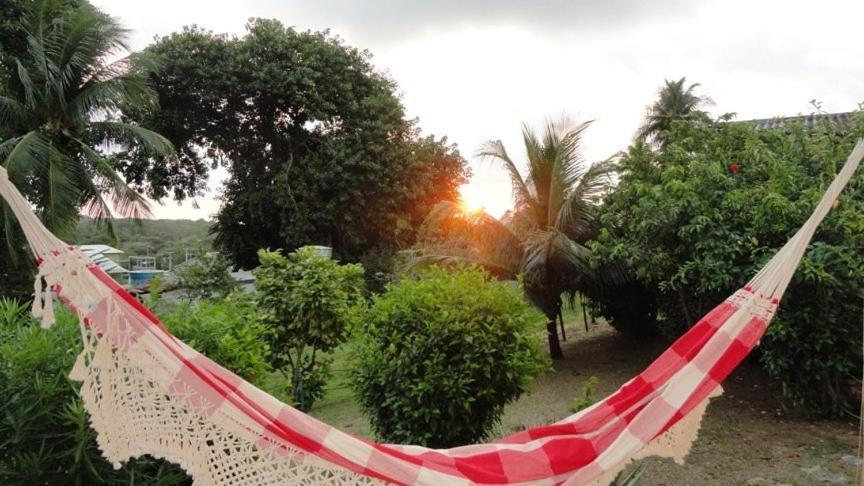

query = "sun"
[458,185,488,214]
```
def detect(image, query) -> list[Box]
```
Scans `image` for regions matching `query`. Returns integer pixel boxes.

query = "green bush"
[175,252,238,301]
[351,266,549,448]
[0,301,188,484]
[161,292,271,382]
[254,247,365,411]
[590,113,864,415]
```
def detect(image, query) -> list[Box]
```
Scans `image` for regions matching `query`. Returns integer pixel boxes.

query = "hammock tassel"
[40,289,55,329]
[31,269,56,329]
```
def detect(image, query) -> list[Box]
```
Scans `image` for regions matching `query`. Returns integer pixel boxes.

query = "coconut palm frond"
[74,138,151,220]
[0,96,27,125]
[522,230,593,285]
[79,183,121,243]
[36,152,82,235]
[637,77,712,146]
[419,200,523,273]
[91,121,174,155]
[476,139,536,214]
[403,253,518,281]
[3,131,67,183]
[72,70,156,117]
[14,60,37,109]
[521,123,552,223]
[546,119,593,227]
[555,156,617,240]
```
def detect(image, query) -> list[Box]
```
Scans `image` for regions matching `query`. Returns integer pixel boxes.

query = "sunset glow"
[458,179,513,218]
[458,184,491,215]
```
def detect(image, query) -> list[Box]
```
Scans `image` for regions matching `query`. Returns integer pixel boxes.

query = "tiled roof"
[742,112,855,131]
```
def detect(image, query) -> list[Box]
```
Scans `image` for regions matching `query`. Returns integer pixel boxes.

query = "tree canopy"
[591,112,864,415]
[137,21,469,268]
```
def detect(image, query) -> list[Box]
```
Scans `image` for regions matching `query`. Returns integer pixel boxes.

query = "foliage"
[351,266,549,448]
[0,303,188,484]
[570,376,599,413]
[69,216,214,268]
[253,247,365,411]
[0,0,82,86]
[160,293,270,382]
[591,112,864,415]
[0,0,174,244]
[175,253,238,301]
[636,77,713,148]
[414,118,617,358]
[136,22,469,268]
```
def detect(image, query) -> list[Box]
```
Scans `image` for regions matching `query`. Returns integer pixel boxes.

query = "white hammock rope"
[0,138,861,485]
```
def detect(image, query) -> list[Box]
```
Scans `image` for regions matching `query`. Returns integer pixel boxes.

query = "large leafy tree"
[636,77,712,147]
[137,21,469,269]
[0,0,173,239]
[416,119,615,358]
[591,112,864,415]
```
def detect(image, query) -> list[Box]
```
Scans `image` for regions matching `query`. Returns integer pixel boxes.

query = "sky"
[91,0,864,220]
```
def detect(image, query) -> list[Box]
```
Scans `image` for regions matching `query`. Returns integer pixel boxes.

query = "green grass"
[307,340,372,437]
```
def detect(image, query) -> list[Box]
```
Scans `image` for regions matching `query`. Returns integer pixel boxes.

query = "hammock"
[0,139,861,486]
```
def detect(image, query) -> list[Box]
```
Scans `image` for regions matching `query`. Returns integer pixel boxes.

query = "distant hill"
[69,217,214,268]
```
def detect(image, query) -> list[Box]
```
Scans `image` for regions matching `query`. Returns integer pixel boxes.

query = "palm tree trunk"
[547,319,564,359]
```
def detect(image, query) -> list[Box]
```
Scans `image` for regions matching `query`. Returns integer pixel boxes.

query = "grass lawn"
[304,306,860,484]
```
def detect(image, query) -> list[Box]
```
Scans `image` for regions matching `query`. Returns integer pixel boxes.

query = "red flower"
[730,163,740,174]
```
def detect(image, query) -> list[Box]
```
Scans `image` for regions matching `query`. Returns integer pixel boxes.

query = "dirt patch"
[497,323,861,485]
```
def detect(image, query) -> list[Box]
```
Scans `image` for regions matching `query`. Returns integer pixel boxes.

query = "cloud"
[286,0,697,44]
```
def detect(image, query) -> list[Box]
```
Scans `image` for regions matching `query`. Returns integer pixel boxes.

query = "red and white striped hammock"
[0,140,861,485]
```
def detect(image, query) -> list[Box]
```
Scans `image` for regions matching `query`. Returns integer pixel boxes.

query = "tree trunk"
[581,293,589,332]
[547,319,564,359]
[558,307,567,341]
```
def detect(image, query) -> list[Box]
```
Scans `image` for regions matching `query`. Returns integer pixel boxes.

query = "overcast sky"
[91,0,864,219]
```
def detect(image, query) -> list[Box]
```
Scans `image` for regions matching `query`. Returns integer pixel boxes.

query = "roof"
[86,253,128,274]
[742,111,855,131]
[77,244,124,255]
[77,244,128,274]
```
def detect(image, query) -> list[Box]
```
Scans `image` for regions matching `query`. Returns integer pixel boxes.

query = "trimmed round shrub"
[351,266,549,448]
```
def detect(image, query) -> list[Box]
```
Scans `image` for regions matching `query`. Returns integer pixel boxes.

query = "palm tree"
[0,0,172,244]
[637,77,712,147]
[414,118,615,359]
